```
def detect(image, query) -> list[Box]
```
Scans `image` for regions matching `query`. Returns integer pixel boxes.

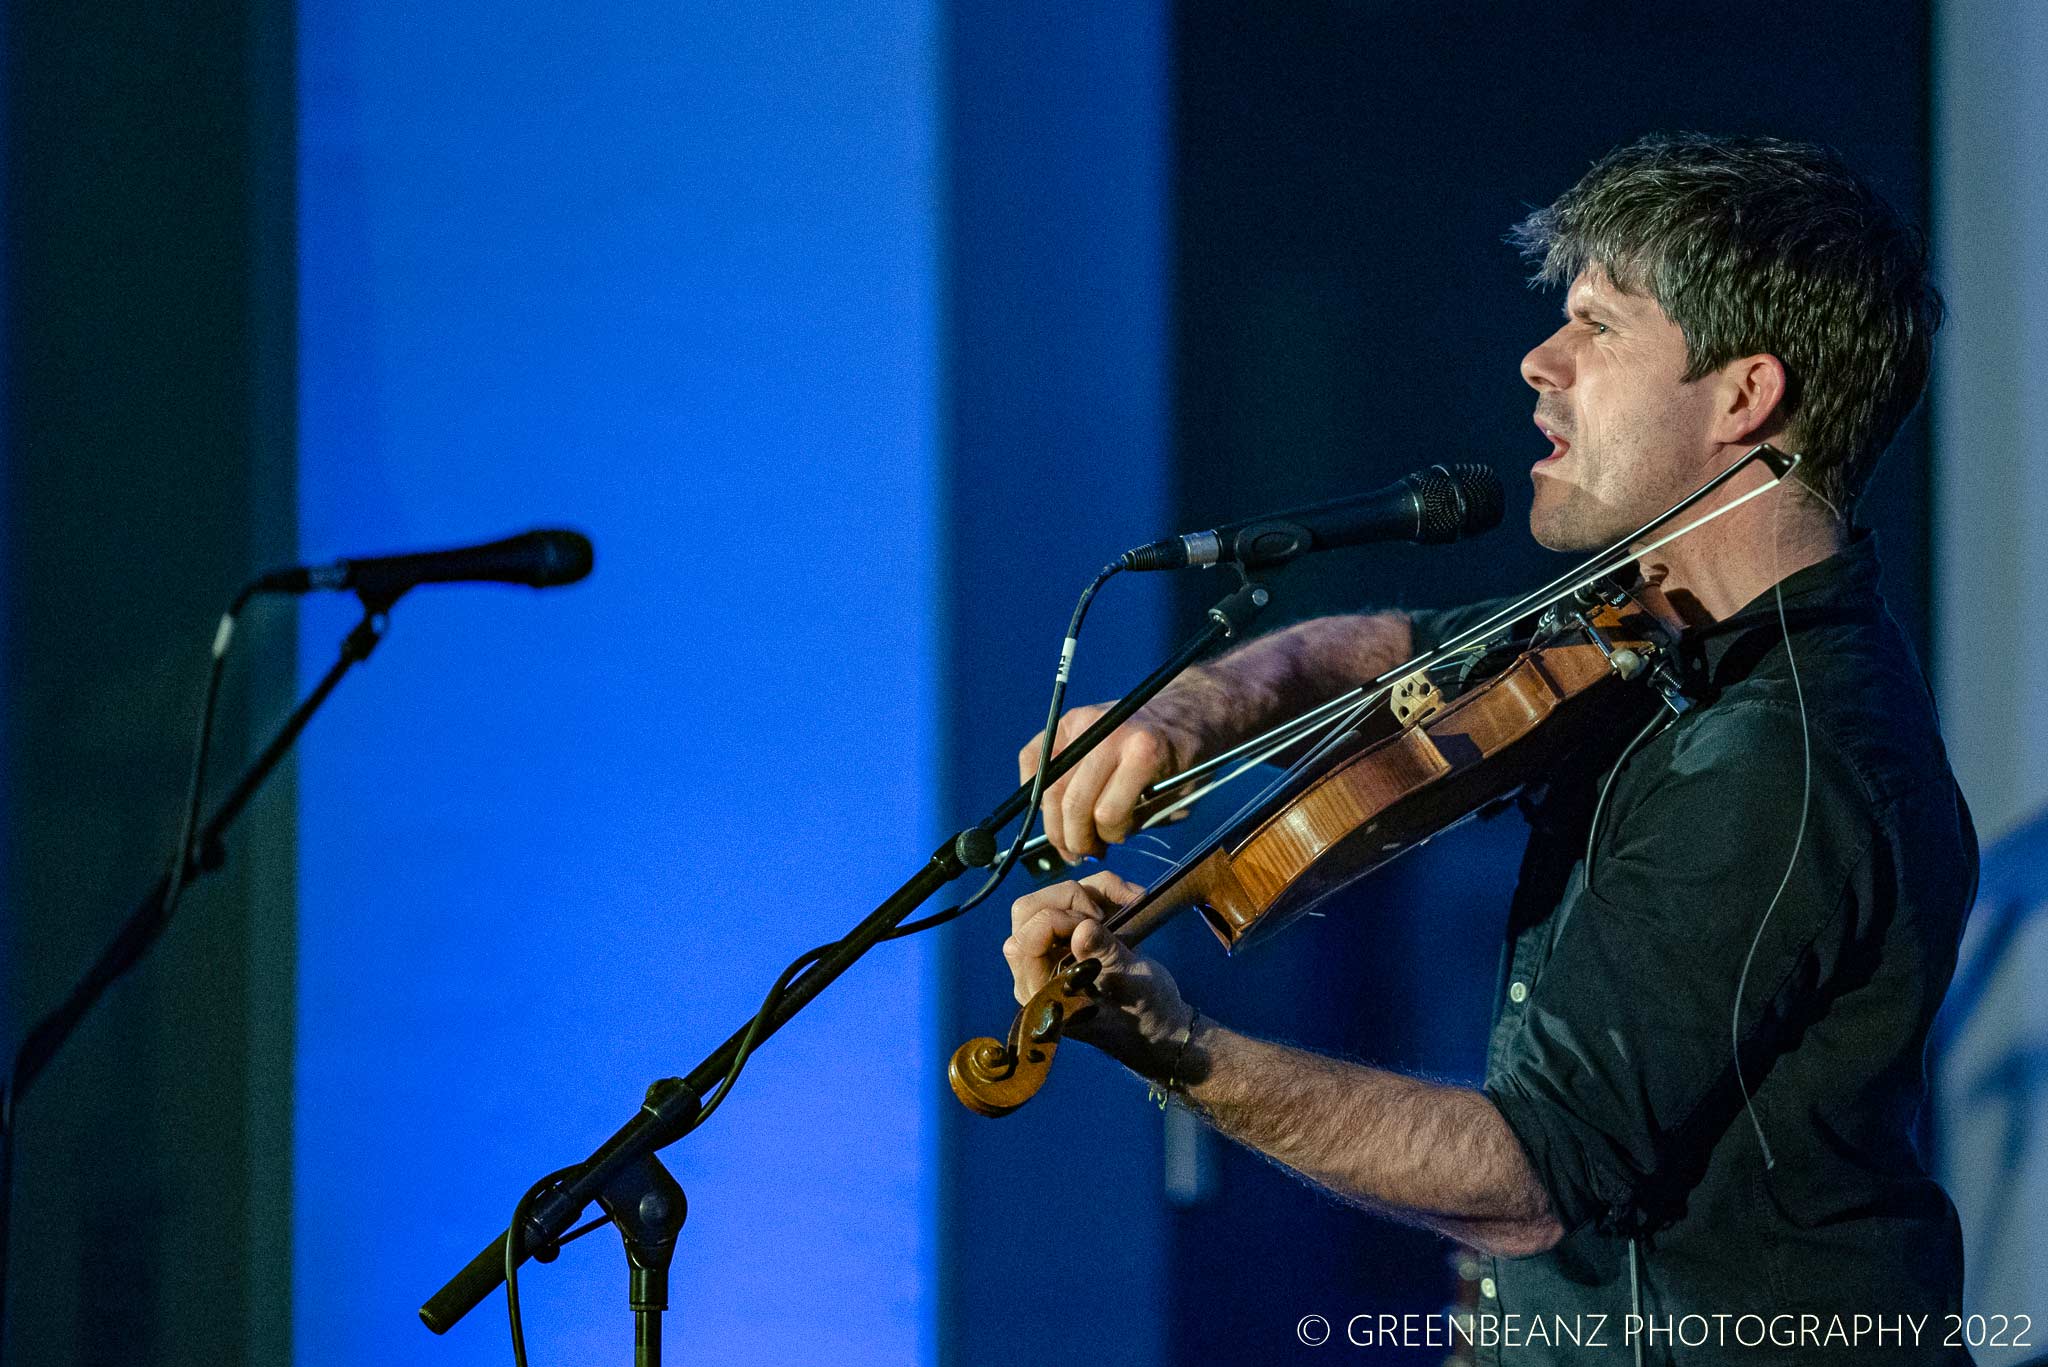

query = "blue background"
[295,5,939,1362]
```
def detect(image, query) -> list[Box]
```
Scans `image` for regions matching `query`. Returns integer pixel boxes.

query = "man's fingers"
[1007,881,1089,934]
[1069,915,1124,965]
[1003,899,1090,1003]
[1035,740,1091,862]
[1037,761,1077,863]
[1068,871,1146,966]
[1019,703,1099,786]
[1013,873,1146,962]
[1047,736,1125,862]
[1091,729,1166,845]
[1055,746,1118,860]
[1078,869,1148,905]
[1002,933,1052,1002]
[1009,874,1140,939]
[1020,703,1124,862]
[1016,728,1050,787]
[1009,904,1089,961]
[1004,873,1156,1009]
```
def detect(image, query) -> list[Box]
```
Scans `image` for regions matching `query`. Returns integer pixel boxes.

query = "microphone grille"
[1414,464,1505,543]
[532,530,596,587]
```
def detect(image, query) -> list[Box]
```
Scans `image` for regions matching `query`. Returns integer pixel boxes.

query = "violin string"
[1131,677,1380,799]
[1097,465,1787,940]
[1155,678,1393,800]
[1376,444,1796,682]
[1140,746,1307,827]
[1097,683,1391,939]
[1019,751,1256,870]
[1094,636,1494,941]
[1103,449,1794,835]
[1121,844,1183,872]
[1140,772,1239,826]
[1062,458,1800,980]
[1116,641,1478,820]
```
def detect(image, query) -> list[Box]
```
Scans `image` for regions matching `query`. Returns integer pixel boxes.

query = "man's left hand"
[1003,872,1192,1079]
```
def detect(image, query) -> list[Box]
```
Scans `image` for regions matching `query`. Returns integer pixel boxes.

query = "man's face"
[1520,268,1723,551]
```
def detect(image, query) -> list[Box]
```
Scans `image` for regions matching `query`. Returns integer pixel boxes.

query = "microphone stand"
[419,576,1274,1359]
[599,1154,686,1367]
[427,447,1804,1359]
[0,591,400,1361]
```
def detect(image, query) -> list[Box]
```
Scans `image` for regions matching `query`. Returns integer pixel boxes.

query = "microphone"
[252,529,595,600]
[1120,464,1504,572]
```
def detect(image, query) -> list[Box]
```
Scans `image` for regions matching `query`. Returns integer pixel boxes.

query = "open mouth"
[1534,418,1570,465]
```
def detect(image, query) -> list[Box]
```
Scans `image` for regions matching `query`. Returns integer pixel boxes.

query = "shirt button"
[1508,980,1528,1004]
[1480,1277,1497,1299]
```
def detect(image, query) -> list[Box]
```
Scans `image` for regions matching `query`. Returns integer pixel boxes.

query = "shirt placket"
[1477,874,1572,1359]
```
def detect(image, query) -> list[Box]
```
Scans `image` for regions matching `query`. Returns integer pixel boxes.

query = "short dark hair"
[1510,133,1942,512]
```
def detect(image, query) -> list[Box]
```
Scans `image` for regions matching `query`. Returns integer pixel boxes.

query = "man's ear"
[1717,352,1789,444]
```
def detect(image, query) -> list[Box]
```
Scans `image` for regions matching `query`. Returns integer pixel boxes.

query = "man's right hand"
[1016,612,1416,863]
[1017,696,1209,864]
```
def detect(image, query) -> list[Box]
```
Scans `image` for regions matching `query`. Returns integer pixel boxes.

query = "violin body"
[950,591,1682,1118]
[1178,597,1669,953]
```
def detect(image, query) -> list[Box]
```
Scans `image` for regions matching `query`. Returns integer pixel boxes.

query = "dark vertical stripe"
[0,2,296,1362]
[939,6,1172,1366]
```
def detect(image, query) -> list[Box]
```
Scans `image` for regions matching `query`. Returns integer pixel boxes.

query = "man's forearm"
[1175,1017,1562,1258]
[1166,613,1415,750]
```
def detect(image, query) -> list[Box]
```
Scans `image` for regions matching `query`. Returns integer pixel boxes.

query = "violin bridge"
[1389,670,1446,727]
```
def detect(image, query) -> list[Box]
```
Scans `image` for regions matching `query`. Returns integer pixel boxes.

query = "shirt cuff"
[1484,1071,1640,1240]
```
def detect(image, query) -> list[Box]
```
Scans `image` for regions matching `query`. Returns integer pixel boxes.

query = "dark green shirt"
[1410,533,1976,1365]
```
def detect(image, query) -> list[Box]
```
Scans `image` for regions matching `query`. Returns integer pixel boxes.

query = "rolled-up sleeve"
[1481,698,1876,1234]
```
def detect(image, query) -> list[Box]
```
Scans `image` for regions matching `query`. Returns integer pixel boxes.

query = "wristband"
[1147,1004,1201,1110]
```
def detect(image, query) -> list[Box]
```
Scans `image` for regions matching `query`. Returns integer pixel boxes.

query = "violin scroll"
[948,958,1103,1117]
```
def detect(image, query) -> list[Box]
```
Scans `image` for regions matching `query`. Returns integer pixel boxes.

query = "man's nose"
[1521,328,1571,392]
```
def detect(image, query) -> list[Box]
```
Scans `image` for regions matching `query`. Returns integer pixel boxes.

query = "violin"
[949,588,1681,1116]
[948,441,1798,1120]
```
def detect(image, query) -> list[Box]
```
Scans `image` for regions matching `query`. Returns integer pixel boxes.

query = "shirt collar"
[1676,528,1886,684]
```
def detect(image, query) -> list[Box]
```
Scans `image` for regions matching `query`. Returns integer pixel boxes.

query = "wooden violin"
[947,587,1685,1117]
[948,441,1797,1119]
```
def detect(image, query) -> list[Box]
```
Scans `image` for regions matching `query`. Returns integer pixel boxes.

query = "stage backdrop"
[295,6,940,1363]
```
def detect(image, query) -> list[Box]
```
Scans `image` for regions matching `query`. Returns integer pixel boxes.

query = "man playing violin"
[1006,134,1974,1363]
